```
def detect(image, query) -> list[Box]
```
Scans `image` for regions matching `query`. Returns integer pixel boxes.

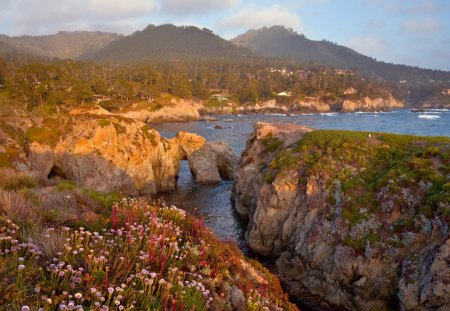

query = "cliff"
[233,122,450,310]
[0,112,237,194]
[103,94,404,124]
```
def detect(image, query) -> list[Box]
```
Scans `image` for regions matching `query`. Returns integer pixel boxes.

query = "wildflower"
[18,257,24,262]
[90,287,97,293]
[21,306,30,311]
[107,287,114,294]
[114,300,121,306]
[18,264,25,270]
[74,293,82,299]
[35,287,41,293]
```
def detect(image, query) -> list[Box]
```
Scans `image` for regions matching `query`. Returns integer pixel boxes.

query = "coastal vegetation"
[0,167,296,310]
[233,123,450,310]
[0,53,394,116]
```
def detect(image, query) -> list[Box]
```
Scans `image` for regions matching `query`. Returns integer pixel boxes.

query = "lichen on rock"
[233,122,450,310]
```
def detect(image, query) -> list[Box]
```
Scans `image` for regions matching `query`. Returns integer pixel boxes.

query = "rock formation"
[119,99,203,122]
[233,122,450,311]
[21,113,237,194]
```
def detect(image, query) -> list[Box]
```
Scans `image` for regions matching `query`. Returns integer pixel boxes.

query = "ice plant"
[0,198,297,310]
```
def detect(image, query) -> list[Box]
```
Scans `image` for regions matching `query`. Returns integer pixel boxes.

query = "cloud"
[2,0,157,35]
[406,0,437,13]
[161,0,239,15]
[401,18,441,33]
[220,5,301,31]
[347,36,385,56]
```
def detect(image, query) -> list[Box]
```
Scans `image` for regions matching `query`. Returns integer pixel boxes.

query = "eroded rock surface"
[18,113,236,194]
[233,122,450,311]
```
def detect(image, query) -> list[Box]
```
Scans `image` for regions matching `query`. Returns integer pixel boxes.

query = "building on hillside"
[441,89,450,95]
[211,94,228,101]
[343,87,358,95]
[277,91,292,97]
[335,69,355,75]
[94,94,111,102]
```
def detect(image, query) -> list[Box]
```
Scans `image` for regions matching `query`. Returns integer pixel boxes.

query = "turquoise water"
[152,109,450,252]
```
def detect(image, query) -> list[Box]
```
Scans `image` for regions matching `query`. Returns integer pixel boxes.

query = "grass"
[0,168,38,191]
[97,119,112,127]
[24,117,66,147]
[56,180,75,191]
[0,152,11,168]
[141,125,158,146]
[260,132,283,153]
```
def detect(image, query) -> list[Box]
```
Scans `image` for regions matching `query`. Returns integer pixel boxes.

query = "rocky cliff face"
[97,95,404,124]
[4,113,236,194]
[233,122,450,311]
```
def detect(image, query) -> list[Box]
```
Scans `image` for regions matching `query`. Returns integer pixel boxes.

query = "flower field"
[0,197,297,310]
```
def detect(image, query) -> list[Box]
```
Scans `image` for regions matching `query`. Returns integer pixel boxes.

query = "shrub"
[82,189,120,209]
[260,132,283,152]
[97,118,112,127]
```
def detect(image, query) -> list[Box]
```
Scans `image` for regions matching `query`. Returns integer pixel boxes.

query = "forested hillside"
[87,24,253,62]
[0,31,120,60]
[232,26,450,86]
[0,55,393,114]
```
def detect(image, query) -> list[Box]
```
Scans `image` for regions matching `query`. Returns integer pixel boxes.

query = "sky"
[0,0,449,71]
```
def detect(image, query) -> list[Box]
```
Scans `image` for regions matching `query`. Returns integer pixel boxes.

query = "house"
[94,94,111,102]
[211,94,228,101]
[344,87,358,95]
[335,69,355,76]
[399,80,407,84]
[441,89,450,95]
[277,91,292,97]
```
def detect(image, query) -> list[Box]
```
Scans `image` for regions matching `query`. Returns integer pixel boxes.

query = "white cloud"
[161,0,239,15]
[401,18,441,33]
[347,36,385,56]
[2,0,157,35]
[220,5,301,31]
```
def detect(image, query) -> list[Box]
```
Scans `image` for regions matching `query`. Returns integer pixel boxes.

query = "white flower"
[21,306,30,311]
[18,264,25,270]
[74,293,82,299]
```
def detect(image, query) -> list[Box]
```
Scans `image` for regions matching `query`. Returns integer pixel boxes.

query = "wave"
[267,113,287,116]
[428,108,449,112]
[418,115,441,120]
[320,113,339,117]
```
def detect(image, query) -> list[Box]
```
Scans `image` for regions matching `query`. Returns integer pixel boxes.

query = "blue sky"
[1,0,449,70]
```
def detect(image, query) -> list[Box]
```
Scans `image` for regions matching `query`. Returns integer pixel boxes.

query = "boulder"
[188,141,238,184]
[119,99,203,122]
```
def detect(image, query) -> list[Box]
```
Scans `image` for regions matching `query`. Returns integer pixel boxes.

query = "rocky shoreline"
[233,122,450,311]
[109,95,404,123]
[1,110,238,195]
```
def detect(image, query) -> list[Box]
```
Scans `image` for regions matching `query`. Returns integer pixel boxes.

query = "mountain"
[0,31,120,60]
[232,26,450,85]
[86,24,254,62]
